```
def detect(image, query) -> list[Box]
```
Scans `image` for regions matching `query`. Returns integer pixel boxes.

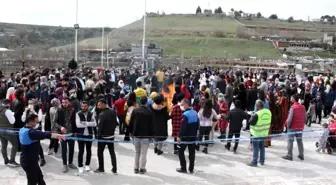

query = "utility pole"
[141,0,147,73]
[101,27,104,67]
[106,36,109,69]
[74,0,79,62]
[21,44,25,69]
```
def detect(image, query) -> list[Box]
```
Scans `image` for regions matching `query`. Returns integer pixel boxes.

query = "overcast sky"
[0,0,335,28]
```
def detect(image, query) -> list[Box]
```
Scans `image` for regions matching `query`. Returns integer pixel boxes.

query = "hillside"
[51,15,280,59]
[239,18,336,39]
[0,22,113,49]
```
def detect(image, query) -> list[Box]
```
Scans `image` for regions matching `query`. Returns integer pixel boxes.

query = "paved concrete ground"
[0,123,335,185]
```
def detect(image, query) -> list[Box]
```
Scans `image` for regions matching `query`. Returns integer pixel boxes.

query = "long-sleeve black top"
[20,127,51,166]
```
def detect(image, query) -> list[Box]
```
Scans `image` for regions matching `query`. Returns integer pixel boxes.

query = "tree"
[68,58,78,69]
[288,16,294,23]
[231,8,234,12]
[196,6,202,14]
[247,14,253,20]
[257,12,262,18]
[217,6,223,14]
[239,10,243,14]
[269,14,278,19]
[234,11,241,17]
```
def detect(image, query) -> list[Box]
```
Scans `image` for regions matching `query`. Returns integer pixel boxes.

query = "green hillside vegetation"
[51,15,280,59]
[0,22,113,49]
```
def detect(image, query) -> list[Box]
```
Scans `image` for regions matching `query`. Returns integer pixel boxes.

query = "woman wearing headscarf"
[150,95,170,155]
[265,92,279,147]
[277,90,290,129]
[45,97,60,155]
[124,92,137,141]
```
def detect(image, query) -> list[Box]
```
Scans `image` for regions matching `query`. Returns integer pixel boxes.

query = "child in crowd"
[306,100,315,127]
[316,123,330,153]
[217,93,229,139]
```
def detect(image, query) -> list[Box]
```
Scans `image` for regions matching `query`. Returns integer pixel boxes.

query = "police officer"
[248,100,272,167]
[176,98,199,173]
[19,113,65,185]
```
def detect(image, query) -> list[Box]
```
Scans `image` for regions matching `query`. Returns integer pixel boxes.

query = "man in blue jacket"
[176,98,199,173]
[19,113,65,185]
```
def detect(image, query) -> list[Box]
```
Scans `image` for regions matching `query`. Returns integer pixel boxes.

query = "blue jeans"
[252,137,266,164]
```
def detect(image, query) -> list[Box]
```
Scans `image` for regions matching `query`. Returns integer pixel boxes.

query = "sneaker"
[68,163,77,169]
[134,169,139,174]
[282,156,293,161]
[247,162,257,167]
[139,169,147,174]
[124,137,130,141]
[259,162,265,166]
[154,147,158,154]
[47,149,53,155]
[176,168,187,173]
[224,145,230,151]
[4,159,9,165]
[85,165,91,172]
[7,161,20,168]
[94,169,104,173]
[40,159,46,167]
[195,146,200,151]
[298,155,304,161]
[78,167,84,174]
[202,148,208,154]
[157,150,163,155]
[173,150,178,155]
[62,165,68,173]
[111,169,117,174]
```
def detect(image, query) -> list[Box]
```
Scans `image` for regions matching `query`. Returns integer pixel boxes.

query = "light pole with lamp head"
[74,0,79,62]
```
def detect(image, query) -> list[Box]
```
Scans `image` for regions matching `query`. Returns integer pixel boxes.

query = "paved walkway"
[0,123,335,185]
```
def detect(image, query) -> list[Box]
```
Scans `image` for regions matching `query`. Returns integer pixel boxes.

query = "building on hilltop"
[203,9,213,16]
[323,33,335,46]
[242,13,257,18]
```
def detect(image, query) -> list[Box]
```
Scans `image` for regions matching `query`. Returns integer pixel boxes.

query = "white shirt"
[5,109,15,124]
[76,112,97,136]
[198,109,221,127]
[21,109,43,123]
[21,109,43,129]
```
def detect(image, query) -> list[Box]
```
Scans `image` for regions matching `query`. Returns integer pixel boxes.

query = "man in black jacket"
[224,100,249,153]
[53,97,77,173]
[177,99,199,174]
[216,73,226,94]
[129,96,154,174]
[94,99,118,174]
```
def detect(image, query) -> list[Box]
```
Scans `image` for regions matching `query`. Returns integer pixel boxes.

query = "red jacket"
[289,103,306,131]
[114,98,127,115]
[181,84,191,100]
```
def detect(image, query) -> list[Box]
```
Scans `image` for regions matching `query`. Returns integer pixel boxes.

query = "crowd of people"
[0,66,336,184]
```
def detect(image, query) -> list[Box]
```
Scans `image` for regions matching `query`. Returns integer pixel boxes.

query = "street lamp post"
[74,0,79,62]
[21,44,25,69]
[106,36,109,69]
[101,27,104,67]
[141,0,147,73]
